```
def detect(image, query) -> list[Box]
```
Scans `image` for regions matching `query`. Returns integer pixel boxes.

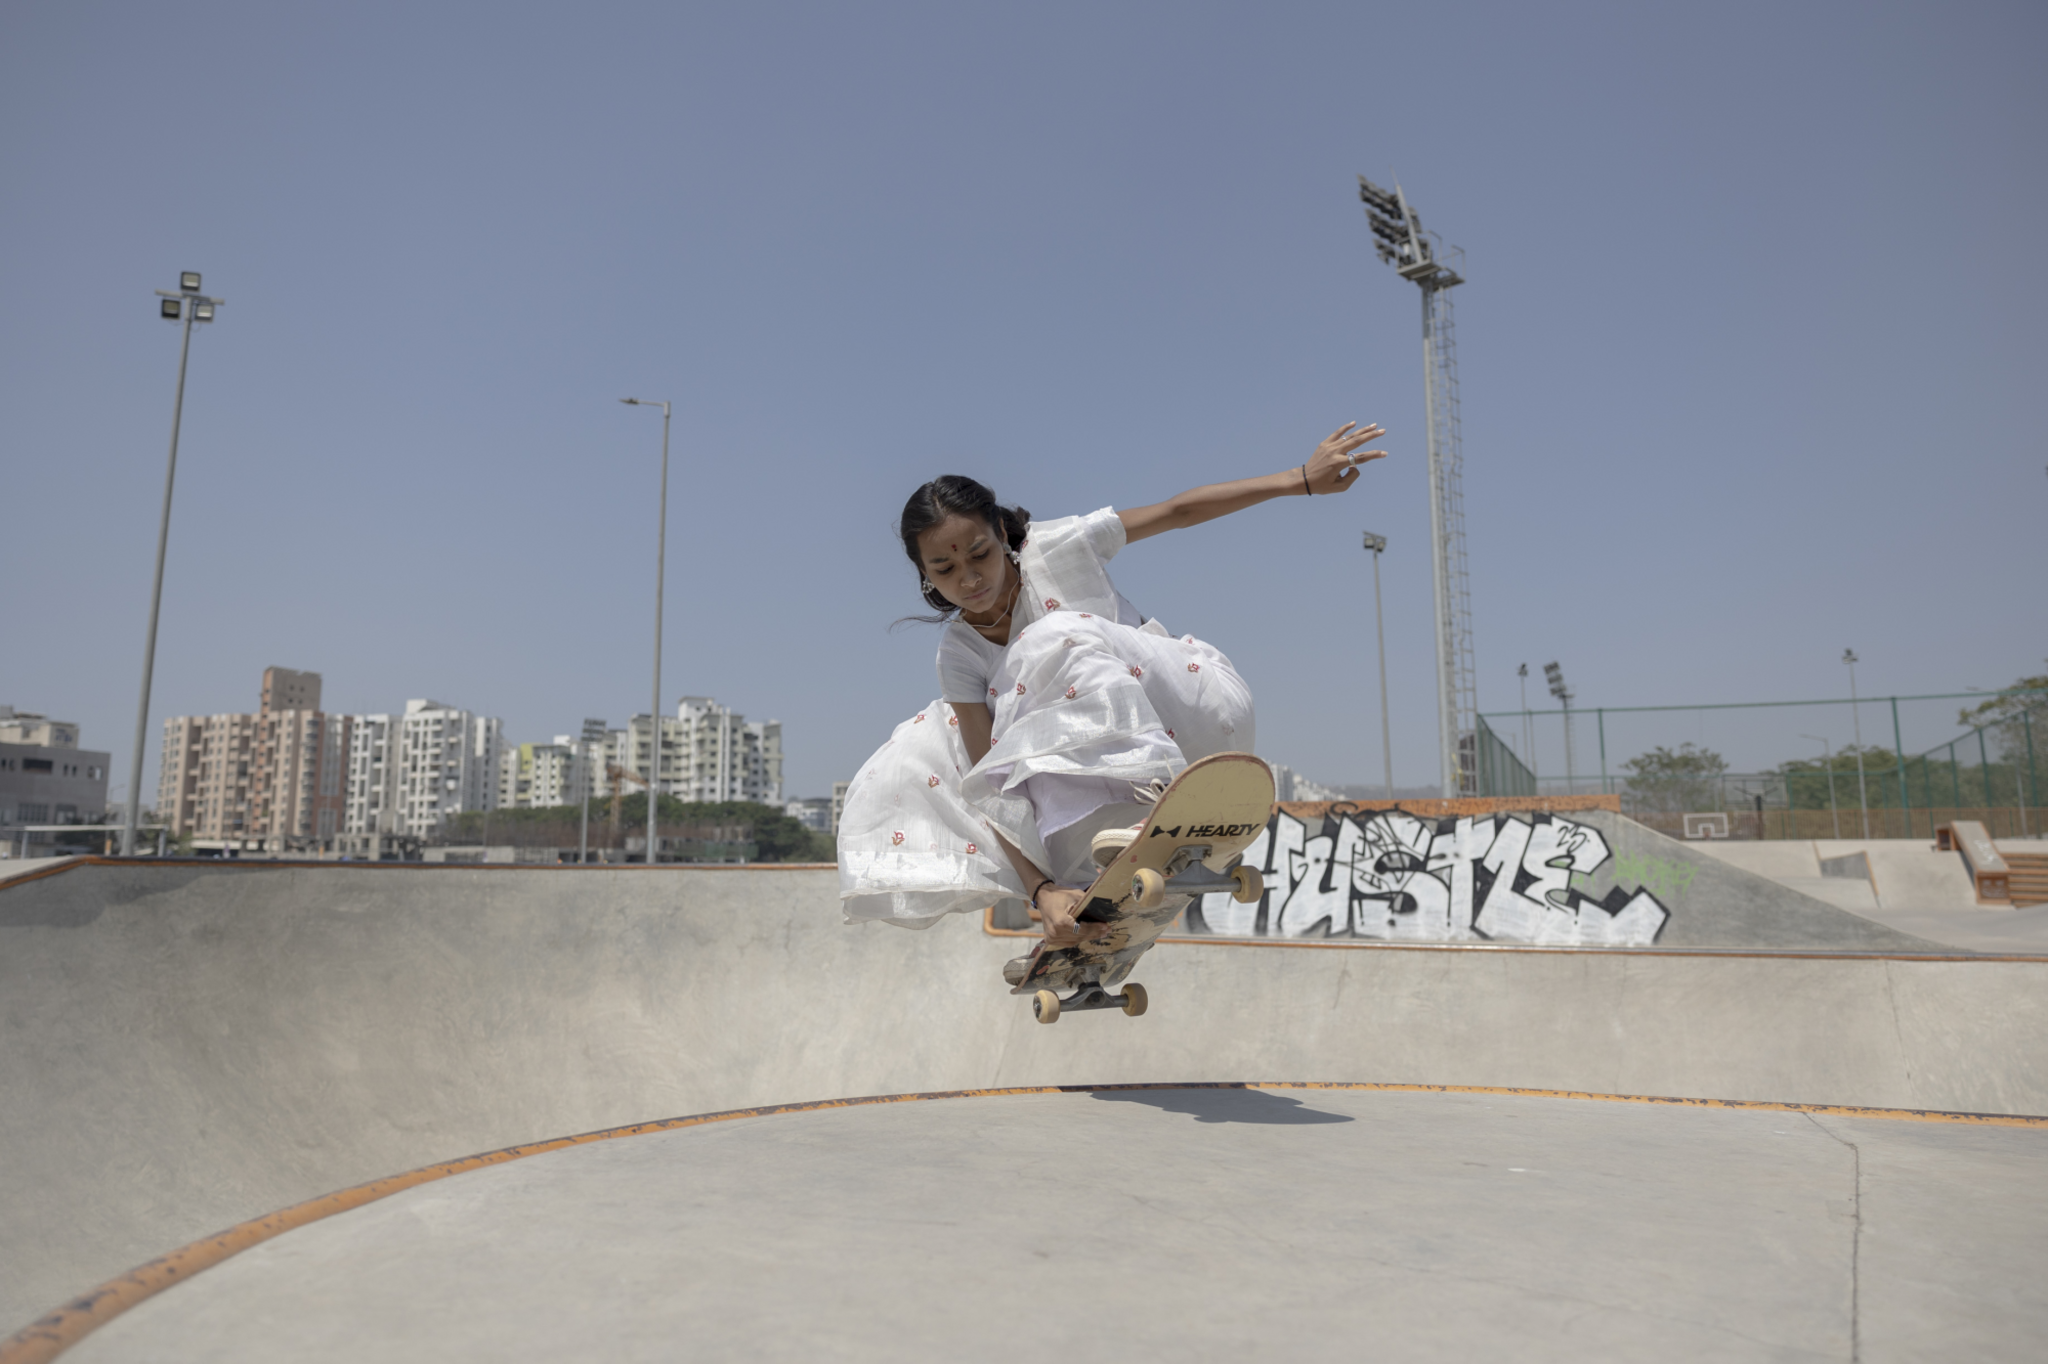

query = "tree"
[1621,743,1728,814]
[1776,745,1896,812]
[442,796,834,863]
[1958,671,2048,763]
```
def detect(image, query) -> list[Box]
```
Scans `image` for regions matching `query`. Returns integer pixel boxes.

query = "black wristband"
[1028,877,1054,908]
[1300,463,1312,496]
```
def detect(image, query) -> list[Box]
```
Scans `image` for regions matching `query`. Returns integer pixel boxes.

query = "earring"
[1007,547,1021,565]
[921,578,935,592]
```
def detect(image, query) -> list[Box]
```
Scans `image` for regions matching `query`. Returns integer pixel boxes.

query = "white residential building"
[389,700,503,837]
[498,739,590,810]
[343,715,403,836]
[614,697,784,806]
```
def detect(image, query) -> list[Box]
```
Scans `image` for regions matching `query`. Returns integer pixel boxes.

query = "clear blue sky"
[4,0,2043,804]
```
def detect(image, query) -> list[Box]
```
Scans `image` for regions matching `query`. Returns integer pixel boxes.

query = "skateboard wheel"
[1230,863,1264,904]
[1120,982,1148,1017]
[1033,989,1061,1024]
[1131,867,1166,910]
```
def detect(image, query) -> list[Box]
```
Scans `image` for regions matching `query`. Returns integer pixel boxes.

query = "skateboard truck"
[1032,981,1146,1024]
[1127,846,1264,911]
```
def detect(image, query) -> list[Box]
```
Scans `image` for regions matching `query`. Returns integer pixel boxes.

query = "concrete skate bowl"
[4,854,2046,1361]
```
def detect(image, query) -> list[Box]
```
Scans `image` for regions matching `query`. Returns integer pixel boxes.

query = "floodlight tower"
[1544,661,1576,792]
[1358,174,1473,796]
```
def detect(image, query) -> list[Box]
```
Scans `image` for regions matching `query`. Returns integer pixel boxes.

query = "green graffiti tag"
[1612,852,1696,904]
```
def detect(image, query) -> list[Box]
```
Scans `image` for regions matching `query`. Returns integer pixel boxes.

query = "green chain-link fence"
[1475,687,2044,840]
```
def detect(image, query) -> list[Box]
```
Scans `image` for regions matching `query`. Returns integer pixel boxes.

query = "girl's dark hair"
[898,475,1031,619]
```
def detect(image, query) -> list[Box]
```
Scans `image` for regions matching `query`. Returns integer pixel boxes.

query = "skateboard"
[1011,751,1273,1024]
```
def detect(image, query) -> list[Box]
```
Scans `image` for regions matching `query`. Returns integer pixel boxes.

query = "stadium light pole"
[1801,734,1842,840]
[1357,174,1472,797]
[1362,532,1393,798]
[1843,649,1870,839]
[622,398,672,867]
[123,272,222,856]
[1517,663,1536,780]
[1544,661,1575,793]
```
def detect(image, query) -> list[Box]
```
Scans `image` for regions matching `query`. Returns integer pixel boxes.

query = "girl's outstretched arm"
[1118,423,1387,544]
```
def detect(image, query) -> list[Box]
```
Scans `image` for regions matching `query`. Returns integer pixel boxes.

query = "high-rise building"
[614,697,783,806]
[159,667,346,848]
[248,670,350,844]
[389,700,502,837]
[343,714,403,838]
[497,739,589,810]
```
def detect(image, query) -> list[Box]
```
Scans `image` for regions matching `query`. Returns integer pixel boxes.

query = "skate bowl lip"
[0,856,839,894]
[5,1081,2044,1364]
[11,858,2041,964]
[982,904,2048,962]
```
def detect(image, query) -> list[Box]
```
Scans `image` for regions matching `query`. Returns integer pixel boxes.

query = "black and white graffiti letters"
[1187,809,1671,947]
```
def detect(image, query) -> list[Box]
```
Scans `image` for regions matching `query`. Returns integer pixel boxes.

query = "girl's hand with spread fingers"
[1302,421,1388,496]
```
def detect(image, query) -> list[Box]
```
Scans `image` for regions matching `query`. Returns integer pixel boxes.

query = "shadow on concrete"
[1088,1087,1354,1125]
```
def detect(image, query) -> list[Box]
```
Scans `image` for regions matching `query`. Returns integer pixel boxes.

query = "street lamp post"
[1801,734,1842,840]
[578,737,592,865]
[1362,532,1393,799]
[123,272,222,856]
[622,398,672,866]
[1843,649,1870,839]
[1517,663,1536,781]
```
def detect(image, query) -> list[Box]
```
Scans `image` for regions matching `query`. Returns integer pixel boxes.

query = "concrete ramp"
[4,859,2046,1351]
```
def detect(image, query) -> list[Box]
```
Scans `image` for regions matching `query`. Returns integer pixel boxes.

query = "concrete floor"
[63,1087,2048,1364]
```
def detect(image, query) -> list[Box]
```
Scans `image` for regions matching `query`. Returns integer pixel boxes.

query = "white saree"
[837,510,1255,929]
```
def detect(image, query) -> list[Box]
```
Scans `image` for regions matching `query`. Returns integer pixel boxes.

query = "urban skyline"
[146,667,794,855]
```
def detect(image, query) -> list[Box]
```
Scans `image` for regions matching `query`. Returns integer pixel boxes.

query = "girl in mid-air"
[838,423,1387,950]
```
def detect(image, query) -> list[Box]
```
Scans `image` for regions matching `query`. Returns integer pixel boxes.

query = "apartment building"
[249,670,350,843]
[158,712,260,839]
[343,715,403,838]
[389,700,502,837]
[613,697,783,806]
[497,739,592,810]
[158,668,348,847]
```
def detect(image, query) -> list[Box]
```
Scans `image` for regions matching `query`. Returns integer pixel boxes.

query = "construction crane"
[606,763,650,852]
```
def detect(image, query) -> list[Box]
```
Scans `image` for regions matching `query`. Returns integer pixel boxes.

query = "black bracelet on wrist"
[1028,877,1054,908]
[1300,463,1312,496]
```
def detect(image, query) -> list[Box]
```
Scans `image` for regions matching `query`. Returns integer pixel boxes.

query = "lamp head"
[179,272,201,294]
[1361,531,1387,553]
[160,298,182,320]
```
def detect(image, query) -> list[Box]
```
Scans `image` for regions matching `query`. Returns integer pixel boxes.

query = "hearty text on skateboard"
[1012,751,1274,1023]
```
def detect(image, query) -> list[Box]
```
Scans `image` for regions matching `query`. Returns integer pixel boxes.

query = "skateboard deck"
[1011,751,1274,1022]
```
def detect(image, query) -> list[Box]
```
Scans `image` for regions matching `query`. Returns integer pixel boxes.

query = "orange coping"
[4,1081,2043,1363]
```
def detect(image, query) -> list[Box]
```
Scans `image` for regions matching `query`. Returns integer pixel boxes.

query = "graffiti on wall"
[1185,808,1672,947]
